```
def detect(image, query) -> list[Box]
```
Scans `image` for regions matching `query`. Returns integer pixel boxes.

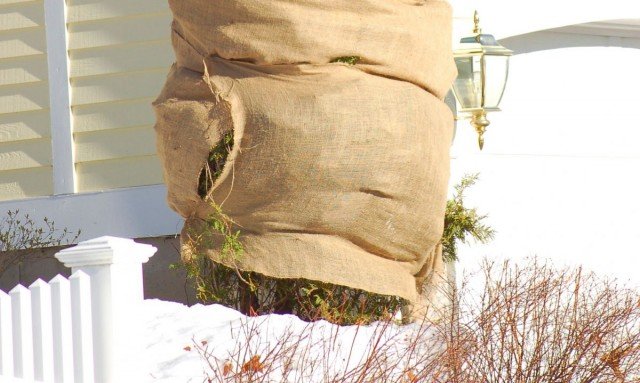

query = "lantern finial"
[473,10,481,34]
[471,111,490,150]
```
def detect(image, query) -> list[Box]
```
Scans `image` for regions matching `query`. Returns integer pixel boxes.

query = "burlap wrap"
[154,0,456,304]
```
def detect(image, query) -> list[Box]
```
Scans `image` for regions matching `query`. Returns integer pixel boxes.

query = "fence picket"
[0,290,14,377]
[9,285,34,381]
[30,279,55,382]
[50,275,74,383]
[70,271,94,383]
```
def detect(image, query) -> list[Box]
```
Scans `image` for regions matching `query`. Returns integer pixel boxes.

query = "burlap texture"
[154,0,456,303]
[168,0,456,99]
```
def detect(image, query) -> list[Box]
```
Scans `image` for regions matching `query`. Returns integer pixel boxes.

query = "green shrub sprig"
[330,56,361,65]
[441,173,495,262]
[198,131,234,199]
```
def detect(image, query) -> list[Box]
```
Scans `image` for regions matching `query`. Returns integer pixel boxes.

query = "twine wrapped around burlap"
[154,0,456,308]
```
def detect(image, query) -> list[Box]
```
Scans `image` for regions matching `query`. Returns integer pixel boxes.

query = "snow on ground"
[142,299,439,382]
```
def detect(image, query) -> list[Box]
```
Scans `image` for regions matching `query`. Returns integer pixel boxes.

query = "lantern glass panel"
[482,54,509,109]
[453,55,483,110]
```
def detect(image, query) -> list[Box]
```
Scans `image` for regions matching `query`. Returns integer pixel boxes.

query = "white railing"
[0,236,157,383]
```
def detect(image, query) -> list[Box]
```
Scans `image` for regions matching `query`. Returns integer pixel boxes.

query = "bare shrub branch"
[192,258,640,383]
[0,210,81,277]
[437,259,640,383]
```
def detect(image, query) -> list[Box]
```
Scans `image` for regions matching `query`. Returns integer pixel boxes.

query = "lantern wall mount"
[451,11,513,150]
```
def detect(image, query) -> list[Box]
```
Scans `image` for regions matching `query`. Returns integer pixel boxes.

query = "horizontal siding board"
[68,5,172,193]
[70,69,167,106]
[0,26,46,58]
[0,0,38,5]
[0,80,49,114]
[0,137,51,171]
[0,1,44,31]
[74,125,157,163]
[0,166,52,201]
[72,98,155,133]
[0,109,49,142]
[76,155,163,192]
[67,0,169,23]
[67,13,171,50]
[69,40,172,78]
[0,53,47,86]
[0,0,51,200]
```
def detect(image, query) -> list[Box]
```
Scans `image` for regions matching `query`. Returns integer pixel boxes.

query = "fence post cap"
[55,236,157,268]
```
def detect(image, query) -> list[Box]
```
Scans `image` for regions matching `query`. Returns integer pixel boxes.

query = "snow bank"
[143,299,439,382]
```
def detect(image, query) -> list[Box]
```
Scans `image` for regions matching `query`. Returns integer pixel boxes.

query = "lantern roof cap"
[455,11,513,56]
[455,34,513,56]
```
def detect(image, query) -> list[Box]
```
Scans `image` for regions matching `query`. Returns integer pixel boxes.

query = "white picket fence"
[0,236,157,383]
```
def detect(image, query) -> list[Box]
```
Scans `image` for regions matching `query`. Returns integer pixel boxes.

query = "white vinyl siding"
[0,0,52,201]
[66,0,172,193]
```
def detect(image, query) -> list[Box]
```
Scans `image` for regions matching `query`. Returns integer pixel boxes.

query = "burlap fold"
[168,0,456,99]
[154,0,456,304]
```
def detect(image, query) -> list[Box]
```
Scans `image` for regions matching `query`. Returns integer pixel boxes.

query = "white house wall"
[450,45,640,285]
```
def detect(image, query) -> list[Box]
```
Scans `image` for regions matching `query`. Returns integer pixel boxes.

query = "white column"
[44,0,76,195]
[55,237,157,383]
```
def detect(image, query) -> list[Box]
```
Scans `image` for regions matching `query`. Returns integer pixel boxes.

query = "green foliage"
[442,174,494,262]
[0,210,81,276]
[181,200,249,300]
[183,257,406,325]
[198,131,234,199]
[330,56,361,65]
[207,203,244,264]
[180,201,405,325]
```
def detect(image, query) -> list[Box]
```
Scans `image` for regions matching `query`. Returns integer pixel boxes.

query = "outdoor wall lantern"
[452,11,513,150]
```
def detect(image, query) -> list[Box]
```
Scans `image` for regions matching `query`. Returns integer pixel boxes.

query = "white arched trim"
[470,0,640,41]
[498,20,640,55]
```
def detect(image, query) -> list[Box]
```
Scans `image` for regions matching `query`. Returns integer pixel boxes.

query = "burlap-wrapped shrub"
[154,0,456,320]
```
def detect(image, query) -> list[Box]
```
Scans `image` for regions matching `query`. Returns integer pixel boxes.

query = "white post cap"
[55,236,157,268]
